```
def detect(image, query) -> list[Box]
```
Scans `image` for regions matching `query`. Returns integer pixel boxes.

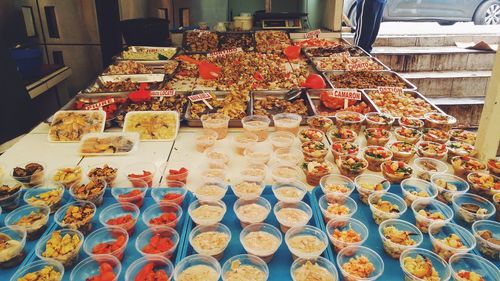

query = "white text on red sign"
[330,90,361,100]
[207,48,243,58]
[84,98,115,110]
[377,86,404,94]
[151,90,175,97]
[305,29,321,38]
[189,92,213,102]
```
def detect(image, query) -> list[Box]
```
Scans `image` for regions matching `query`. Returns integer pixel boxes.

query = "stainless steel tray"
[306,89,379,119]
[114,46,178,61]
[322,70,417,91]
[250,90,315,125]
[185,91,251,127]
[82,76,163,94]
[102,60,179,76]
[311,56,389,72]
[363,89,446,120]
[292,37,349,47]
[303,45,371,59]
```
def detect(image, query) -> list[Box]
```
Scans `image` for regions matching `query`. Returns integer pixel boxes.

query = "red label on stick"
[84,98,115,110]
[151,90,175,97]
[329,90,361,100]
[377,86,404,94]
[189,92,213,102]
[207,48,243,58]
[304,29,321,38]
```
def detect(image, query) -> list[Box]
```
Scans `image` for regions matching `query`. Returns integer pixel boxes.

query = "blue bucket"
[10,47,43,79]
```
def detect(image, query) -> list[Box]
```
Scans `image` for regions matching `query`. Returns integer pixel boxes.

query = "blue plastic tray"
[177,185,335,280]
[1,189,192,281]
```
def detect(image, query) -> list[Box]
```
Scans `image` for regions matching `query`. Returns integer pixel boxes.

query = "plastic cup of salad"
[388,141,416,163]
[318,193,357,222]
[5,204,50,240]
[401,178,438,206]
[307,116,334,133]
[400,248,451,281]
[365,112,395,130]
[364,128,390,146]
[124,162,157,187]
[411,198,454,234]
[10,259,64,281]
[99,202,140,236]
[394,126,421,144]
[466,171,499,200]
[363,146,393,172]
[428,221,475,262]
[447,141,477,163]
[125,256,174,281]
[326,217,368,253]
[337,155,368,180]
[70,254,122,281]
[35,228,84,267]
[472,220,500,260]
[335,111,365,134]
[430,173,469,204]
[424,112,456,132]
[135,226,180,259]
[354,174,390,205]
[450,155,486,179]
[302,160,334,186]
[380,161,414,184]
[329,128,358,143]
[399,116,424,130]
[337,245,384,281]
[378,219,423,259]
[449,253,500,281]
[368,192,407,225]
[83,226,129,261]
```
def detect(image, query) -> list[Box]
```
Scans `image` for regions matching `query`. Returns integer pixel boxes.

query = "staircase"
[344,34,499,128]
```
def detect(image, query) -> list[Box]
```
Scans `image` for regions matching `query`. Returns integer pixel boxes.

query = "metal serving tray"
[114,46,178,61]
[82,77,163,94]
[250,90,315,125]
[323,70,417,91]
[102,60,179,76]
[303,45,371,59]
[182,30,220,54]
[311,56,389,72]
[306,89,379,119]
[292,37,349,47]
[185,91,251,127]
[218,31,256,51]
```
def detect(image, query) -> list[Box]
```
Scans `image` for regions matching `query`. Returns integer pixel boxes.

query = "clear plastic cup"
[240,223,282,263]
[125,256,174,281]
[142,202,183,229]
[83,226,128,261]
[285,225,328,260]
[201,113,230,140]
[307,116,334,133]
[86,162,119,186]
[431,173,469,204]
[337,245,384,281]
[331,141,359,162]
[54,200,96,235]
[364,128,390,146]
[188,200,226,226]
[135,226,179,259]
[270,131,296,151]
[11,161,46,188]
[234,197,271,228]
[449,253,500,281]
[202,168,226,183]
[99,202,140,236]
[234,132,259,155]
[240,163,267,182]
[472,220,500,260]
[335,111,365,134]
[424,112,456,132]
[298,128,325,144]
[318,193,357,222]
[232,181,265,200]
[302,160,334,186]
[23,181,65,213]
[244,147,272,165]
[291,256,338,281]
[151,187,188,206]
[422,128,450,144]
[113,178,148,188]
[337,155,368,180]
[270,164,301,183]
[5,204,50,240]
[189,223,231,260]
[302,141,329,162]
[272,181,307,203]
[417,141,448,160]
[242,115,271,141]
[428,221,475,262]
[320,174,355,196]
[50,166,83,189]
[205,149,230,169]
[111,186,148,208]
[274,201,312,233]
[69,178,107,207]
[400,248,451,281]
[0,178,23,212]
[450,155,486,179]
[35,229,84,267]
[388,141,416,163]
[466,171,499,199]
[412,157,448,182]
[394,126,422,144]
[194,181,228,202]
[159,179,186,189]
[273,113,302,135]
[164,167,189,184]
[494,193,500,221]
[354,174,391,205]
[380,161,413,184]
[368,192,407,225]
[70,254,121,281]
[401,178,438,207]
[10,259,64,281]
[326,217,368,253]
[451,193,495,224]
[273,148,303,165]
[124,162,157,187]
[411,198,454,234]
[174,254,221,281]
[195,130,219,152]
[365,112,395,130]
[363,146,393,172]
[222,254,269,281]
[0,226,26,268]
[378,219,423,259]
[399,116,424,129]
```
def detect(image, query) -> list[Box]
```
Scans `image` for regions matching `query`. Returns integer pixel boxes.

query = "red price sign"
[207,48,243,58]
[377,86,404,95]
[189,92,213,102]
[84,98,115,110]
[305,29,321,38]
[151,90,175,97]
[330,90,361,100]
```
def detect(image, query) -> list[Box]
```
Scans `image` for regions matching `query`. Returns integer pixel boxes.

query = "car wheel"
[474,0,500,25]
[437,21,456,26]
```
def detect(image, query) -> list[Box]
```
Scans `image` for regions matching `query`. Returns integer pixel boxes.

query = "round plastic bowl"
[240,223,282,262]
[10,161,46,188]
[23,182,65,213]
[449,253,500,281]
[70,254,121,281]
[270,163,301,183]
[233,197,271,227]
[69,178,107,207]
[0,178,23,211]
[4,204,50,240]
[10,259,64,281]
[83,226,129,261]
[174,254,221,281]
[291,256,338,281]
[318,193,358,222]
[451,193,495,224]
[158,179,186,189]
[244,147,273,165]
[472,220,500,260]
[368,192,407,225]
[273,148,303,165]
[354,174,390,205]
[222,254,269,281]
[428,221,476,262]
[399,248,451,281]
[125,256,174,281]
[135,226,179,259]
[411,198,454,234]
[431,173,469,204]
[378,219,423,259]
[189,223,231,260]
[285,225,328,259]
[401,178,438,206]
[124,161,157,187]
[274,201,313,233]
[111,186,148,208]
[142,202,183,229]
[188,200,226,226]
[99,202,140,236]
[54,200,96,235]
[35,228,84,267]
[0,226,26,268]
[151,187,188,206]
[272,180,307,203]
[337,245,384,281]
[320,174,355,196]
[326,217,368,252]
[193,181,228,202]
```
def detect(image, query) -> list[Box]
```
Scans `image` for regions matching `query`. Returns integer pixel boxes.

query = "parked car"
[344,0,500,26]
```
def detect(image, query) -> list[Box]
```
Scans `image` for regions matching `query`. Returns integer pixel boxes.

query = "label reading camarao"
[329,90,361,100]
[84,98,115,110]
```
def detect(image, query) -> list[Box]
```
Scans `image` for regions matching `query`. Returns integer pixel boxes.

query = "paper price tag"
[84,98,115,110]
[377,86,404,95]
[305,29,321,39]
[193,29,211,37]
[330,90,361,100]
[151,90,175,97]
[189,92,213,102]
[207,48,243,58]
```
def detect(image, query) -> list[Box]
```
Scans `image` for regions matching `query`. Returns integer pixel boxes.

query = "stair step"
[400,71,491,98]
[343,34,500,47]
[372,47,495,72]
[428,96,485,105]
[437,103,484,128]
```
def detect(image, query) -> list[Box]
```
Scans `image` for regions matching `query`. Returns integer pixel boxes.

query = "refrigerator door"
[39,0,100,44]
[46,45,102,95]
[16,0,45,44]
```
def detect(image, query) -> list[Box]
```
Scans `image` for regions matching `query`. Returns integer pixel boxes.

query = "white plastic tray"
[48,110,106,143]
[122,111,179,142]
[78,132,140,156]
